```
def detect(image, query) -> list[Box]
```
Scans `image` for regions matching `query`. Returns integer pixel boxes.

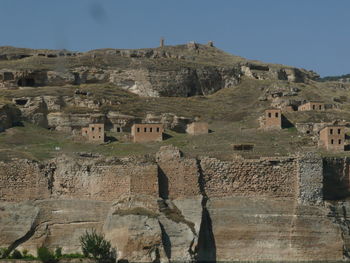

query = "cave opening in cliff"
[17,78,35,87]
[14,99,28,106]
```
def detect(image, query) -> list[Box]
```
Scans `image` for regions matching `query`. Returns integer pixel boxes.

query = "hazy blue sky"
[0,0,349,76]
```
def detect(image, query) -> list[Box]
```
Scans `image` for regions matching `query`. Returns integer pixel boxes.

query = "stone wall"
[130,164,159,196]
[323,157,350,200]
[0,159,50,201]
[200,156,298,198]
[156,145,201,199]
[52,157,159,201]
[297,153,323,205]
[0,156,159,202]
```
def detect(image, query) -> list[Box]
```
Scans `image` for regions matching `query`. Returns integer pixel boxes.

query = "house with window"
[263,108,282,129]
[81,123,105,143]
[319,126,345,151]
[298,101,325,111]
[131,123,163,143]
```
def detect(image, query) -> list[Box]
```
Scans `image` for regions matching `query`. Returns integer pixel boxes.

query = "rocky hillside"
[319,73,350,83]
[0,44,318,97]
[2,43,350,263]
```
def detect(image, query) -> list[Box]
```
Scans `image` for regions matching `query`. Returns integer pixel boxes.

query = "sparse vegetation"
[37,247,57,263]
[80,229,115,263]
[11,249,23,259]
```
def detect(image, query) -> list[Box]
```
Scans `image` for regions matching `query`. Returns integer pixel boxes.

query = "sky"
[0,0,349,77]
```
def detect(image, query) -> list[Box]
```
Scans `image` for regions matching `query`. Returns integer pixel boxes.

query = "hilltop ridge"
[0,43,318,97]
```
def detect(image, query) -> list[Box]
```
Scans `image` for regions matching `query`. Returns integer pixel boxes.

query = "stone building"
[298,101,325,111]
[131,123,163,143]
[186,122,209,135]
[82,123,105,143]
[264,109,282,129]
[319,126,345,151]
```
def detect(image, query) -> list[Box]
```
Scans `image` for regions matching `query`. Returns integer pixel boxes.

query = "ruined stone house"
[298,101,325,111]
[263,109,282,130]
[319,126,345,151]
[131,123,163,143]
[82,123,105,143]
[186,122,209,135]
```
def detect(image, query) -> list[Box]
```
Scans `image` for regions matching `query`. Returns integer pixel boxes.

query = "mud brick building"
[81,123,105,143]
[319,126,345,151]
[131,123,163,143]
[186,122,209,135]
[298,101,325,111]
[264,109,282,129]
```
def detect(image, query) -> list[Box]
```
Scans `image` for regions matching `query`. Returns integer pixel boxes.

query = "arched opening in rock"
[17,78,35,87]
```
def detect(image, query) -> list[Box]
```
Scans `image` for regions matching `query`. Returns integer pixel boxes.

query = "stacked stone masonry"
[200,156,298,198]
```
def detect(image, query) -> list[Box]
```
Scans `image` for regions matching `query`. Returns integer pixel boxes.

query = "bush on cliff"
[11,249,23,259]
[80,229,116,263]
[37,247,57,263]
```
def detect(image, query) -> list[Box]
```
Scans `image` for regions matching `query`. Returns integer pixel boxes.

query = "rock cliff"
[0,44,318,97]
[0,146,350,262]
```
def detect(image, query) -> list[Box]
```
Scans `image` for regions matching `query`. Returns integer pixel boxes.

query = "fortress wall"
[323,157,350,200]
[51,163,132,201]
[156,145,201,199]
[158,158,201,199]
[297,153,323,205]
[0,157,159,202]
[129,164,159,197]
[200,156,299,198]
[0,160,50,201]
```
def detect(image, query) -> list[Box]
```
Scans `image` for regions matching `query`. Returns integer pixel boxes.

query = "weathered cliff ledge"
[0,44,318,97]
[1,146,350,262]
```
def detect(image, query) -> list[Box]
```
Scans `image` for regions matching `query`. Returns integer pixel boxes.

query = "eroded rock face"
[0,104,21,132]
[0,45,319,97]
[0,149,350,262]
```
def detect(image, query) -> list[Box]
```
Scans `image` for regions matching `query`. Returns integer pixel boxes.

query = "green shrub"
[11,249,23,259]
[37,247,57,263]
[54,247,62,259]
[0,247,9,259]
[79,229,115,263]
[61,253,85,259]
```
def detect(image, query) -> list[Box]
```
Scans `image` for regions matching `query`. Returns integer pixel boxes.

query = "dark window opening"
[14,99,28,105]
[137,128,140,132]
[17,78,35,87]
[338,129,341,134]
[99,127,102,132]
[99,136,101,139]
[319,105,322,110]
[3,72,14,81]
[331,139,334,144]
[312,105,315,110]
[275,112,279,118]
[156,127,160,132]
[339,139,342,144]
[330,129,333,135]
[93,136,95,139]
[268,113,272,118]
[117,127,121,132]
[306,130,310,134]
[91,127,95,131]
[233,144,254,151]
[144,127,147,132]
[150,128,153,132]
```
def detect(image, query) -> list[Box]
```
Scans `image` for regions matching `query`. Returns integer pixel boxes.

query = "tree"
[79,229,115,263]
